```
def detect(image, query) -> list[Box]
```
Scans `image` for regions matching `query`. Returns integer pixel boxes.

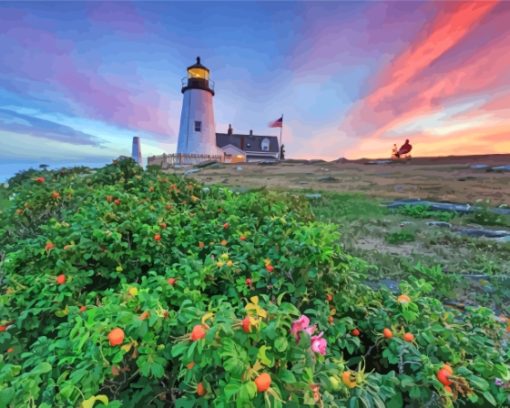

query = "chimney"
[249,130,253,136]
[228,124,233,135]
[240,136,245,151]
[132,136,142,166]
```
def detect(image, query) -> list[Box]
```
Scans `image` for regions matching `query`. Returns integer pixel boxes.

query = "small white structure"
[132,136,142,166]
[176,57,220,158]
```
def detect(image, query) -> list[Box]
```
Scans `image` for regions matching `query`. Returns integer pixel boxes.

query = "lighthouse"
[176,57,219,157]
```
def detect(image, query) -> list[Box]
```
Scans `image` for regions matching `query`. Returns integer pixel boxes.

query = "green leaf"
[469,376,490,391]
[81,394,109,408]
[31,362,52,376]
[275,337,288,352]
[482,391,497,406]
[257,346,273,367]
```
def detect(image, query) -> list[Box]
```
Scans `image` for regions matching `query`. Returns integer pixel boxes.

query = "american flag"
[269,116,283,128]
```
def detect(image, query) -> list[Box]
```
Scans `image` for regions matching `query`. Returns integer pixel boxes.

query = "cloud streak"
[0,108,102,146]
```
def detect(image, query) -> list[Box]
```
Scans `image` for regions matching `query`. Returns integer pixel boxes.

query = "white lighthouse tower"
[176,57,219,158]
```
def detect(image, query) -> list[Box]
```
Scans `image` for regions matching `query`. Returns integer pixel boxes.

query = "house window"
[194,121,202,132]
[261,138,270,151]
[246,143,251,148]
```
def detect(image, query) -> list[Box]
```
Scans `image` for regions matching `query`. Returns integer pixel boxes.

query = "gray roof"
[216,133,279,153]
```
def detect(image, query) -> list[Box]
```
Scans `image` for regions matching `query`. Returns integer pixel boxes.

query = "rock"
[491,165,510,172]
[494,236,510,243]
[455,227,510,239]
[305,193,322,200]
[364,279,400,294]
[184,168,201,175]
[195,160,220,169]
[457,176,476,181]
[202,187,210,193]
[469,164,490,169]
[318,176,338,182]
[365,160,393,165]
[236,166,243,171]
[399,221,414,227]
[387,199,510,215]
[257,160,279,166]
[426,221,452,228]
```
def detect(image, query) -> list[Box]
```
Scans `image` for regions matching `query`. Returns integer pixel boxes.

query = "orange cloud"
[366,1,498,108]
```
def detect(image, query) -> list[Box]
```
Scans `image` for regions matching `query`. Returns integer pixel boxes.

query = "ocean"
[0,161,111,183]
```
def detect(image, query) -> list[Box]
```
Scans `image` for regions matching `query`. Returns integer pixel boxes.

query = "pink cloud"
[0,14,176,140]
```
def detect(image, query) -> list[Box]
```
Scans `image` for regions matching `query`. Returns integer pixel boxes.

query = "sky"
[1,0,510,180]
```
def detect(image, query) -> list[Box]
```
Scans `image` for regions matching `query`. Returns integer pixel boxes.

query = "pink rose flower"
[304,324,317,336]
[310,332,327,355]
[291,315,311,340]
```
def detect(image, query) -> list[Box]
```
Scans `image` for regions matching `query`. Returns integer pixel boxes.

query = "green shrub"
[385,230,416,245]
[395,205,456,222]
[0,159,508,407]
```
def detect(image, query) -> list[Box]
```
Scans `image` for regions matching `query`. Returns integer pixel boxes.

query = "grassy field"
[308,191,510,314]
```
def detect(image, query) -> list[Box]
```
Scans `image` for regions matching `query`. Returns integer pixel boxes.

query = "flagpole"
[279,114,283,160]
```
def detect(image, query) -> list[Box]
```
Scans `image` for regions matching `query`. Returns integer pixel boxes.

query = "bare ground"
[168,155,510,204]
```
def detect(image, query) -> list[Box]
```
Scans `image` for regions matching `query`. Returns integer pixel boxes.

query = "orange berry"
[35,177,45,183]
[223,223,229,229]
[51,191,61,199]
[56,274,66,285]
[444,385,453,394]
[160,223,167,229]
[196,382,206,396]
[342,371,356,388]
[114,199,121,205]
[328,316,334,324]
[442,364,454,376]
[240,235,246,241]
[0,325,7,332]
[397,294,411,304]
[167,278,176,286]
[437,368,452,386]
[108,328,125,346]
[254,373,271,392]
[351,328,360,336]
[326,294,333,302]
[187,362,195,369]
[154,234,161,241]
[383,328,393,339]
[45,242,55,251]
[139,311,150,320]
[265,264,274,272]
[7,347,14,353]
[79,306,87,312]
[191,325,206,341]
[403,332,414,342]
[198,241,205,249]
[242,317,251,333]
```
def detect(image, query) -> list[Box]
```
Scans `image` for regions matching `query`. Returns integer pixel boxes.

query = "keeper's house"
[216,125,279,163]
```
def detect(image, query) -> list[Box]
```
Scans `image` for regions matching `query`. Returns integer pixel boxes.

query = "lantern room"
[181,56,215,95]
